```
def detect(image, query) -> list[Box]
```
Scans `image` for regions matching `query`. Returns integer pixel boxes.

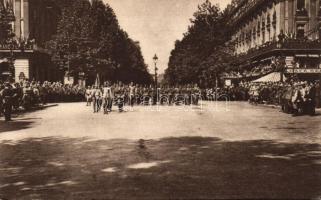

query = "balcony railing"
[236,39,321,63]
[0,39,35,51]
[230,0,267,26]
[296,8,308,17]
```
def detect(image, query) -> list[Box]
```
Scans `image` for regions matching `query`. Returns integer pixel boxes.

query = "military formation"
[85,82,201,114]
[0,80,85,122]
[1,78,320,121]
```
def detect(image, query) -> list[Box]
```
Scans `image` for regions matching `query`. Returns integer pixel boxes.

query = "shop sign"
[286,68,321,73]
[225,79,232,86]
[64,76,74,85]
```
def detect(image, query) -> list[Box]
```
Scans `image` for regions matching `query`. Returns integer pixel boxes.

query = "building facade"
[0,0,60,82]
[229,0,321,81]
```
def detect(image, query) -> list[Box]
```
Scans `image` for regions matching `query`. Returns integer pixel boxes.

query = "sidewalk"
[256,103,321,112]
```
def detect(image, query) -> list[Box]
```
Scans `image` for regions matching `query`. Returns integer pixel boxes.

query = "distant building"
[228,0,321,81]
[0,0,60,82]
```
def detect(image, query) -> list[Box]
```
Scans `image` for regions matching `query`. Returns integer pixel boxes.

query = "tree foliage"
[164,0,237,87]
[0,1,15,43]
[46,0,152,84]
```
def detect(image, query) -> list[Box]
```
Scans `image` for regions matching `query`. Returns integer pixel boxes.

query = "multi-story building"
[229,0,321,81]
[0,0,60,82]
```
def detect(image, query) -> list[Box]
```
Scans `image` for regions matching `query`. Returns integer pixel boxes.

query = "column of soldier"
[243,80,320,116]
[85,82,201,114]
[0,80,86,122]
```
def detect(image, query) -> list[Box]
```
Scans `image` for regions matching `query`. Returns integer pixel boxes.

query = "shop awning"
[0,58,8,63]
[252,72,286,83]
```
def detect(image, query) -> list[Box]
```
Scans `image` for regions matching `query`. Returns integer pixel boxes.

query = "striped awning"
[252,72,286,83]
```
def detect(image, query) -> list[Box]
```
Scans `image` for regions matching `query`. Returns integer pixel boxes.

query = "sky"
[104,0,231,74]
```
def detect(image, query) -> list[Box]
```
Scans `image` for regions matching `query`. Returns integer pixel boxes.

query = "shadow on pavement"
[0,104,58,133]
[0,121,34,133]
[0,136,321,199]
[13,104,58,117]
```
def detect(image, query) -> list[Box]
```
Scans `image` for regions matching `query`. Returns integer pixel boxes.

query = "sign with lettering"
[286,68,321,74]
[64,76,74,85]
[225,79,232,86]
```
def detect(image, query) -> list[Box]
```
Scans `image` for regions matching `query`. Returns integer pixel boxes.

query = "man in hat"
[306,82,316,116]
[0,82,14,121]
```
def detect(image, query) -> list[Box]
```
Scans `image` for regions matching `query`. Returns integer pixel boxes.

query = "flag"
[95,73,100,87]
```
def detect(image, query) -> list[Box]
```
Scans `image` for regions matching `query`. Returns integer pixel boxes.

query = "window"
[257,21,261,37]
[297,24,305,39]
[252,27,256,39]
[262,16,266,43]
[272,11,277,30]
[297,0,305,10]
[266,14,271,36]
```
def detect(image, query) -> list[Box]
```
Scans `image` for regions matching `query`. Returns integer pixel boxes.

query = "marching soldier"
[114,83,125,112]
[85,86,93,106]
[102,82,113,114]
[93,85,102,113]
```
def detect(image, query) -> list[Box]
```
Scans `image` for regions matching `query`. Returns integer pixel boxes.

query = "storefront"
[286,68,321,82]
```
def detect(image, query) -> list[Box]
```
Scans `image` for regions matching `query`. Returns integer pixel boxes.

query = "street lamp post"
[153,54,158,89]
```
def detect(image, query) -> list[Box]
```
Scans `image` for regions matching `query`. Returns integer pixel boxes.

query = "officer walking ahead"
[0,82,14,122]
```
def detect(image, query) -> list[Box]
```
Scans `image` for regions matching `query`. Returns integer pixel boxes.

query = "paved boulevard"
[0,102,321,199]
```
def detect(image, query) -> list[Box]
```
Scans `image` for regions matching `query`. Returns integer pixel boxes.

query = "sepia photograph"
[1,0,321,199]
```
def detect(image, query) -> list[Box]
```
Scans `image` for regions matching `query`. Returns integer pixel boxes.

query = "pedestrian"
[0,82,14,122]
[315,81,320,108]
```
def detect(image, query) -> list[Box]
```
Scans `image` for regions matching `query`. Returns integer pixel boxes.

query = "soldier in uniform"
[114,83,125,112]
[134,84,141,105]
[192,84,200,105]
[93,85,102,113]
[85,86,92,106]
[102,82,113,114]
[0,82,14,122]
